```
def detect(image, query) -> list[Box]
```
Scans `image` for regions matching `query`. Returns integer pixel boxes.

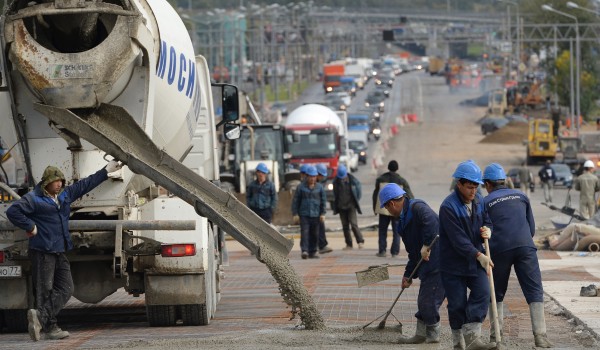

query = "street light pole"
[498,0,520,81]
[542,4,580,135]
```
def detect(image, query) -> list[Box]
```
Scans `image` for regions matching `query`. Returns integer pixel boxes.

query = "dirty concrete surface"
[2,72,599,349]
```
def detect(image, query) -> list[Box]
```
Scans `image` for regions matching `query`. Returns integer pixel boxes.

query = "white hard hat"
[584,160,595,168]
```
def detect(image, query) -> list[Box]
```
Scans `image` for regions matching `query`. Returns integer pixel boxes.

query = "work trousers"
[541,181,553,203]
[251,207,273,224]
[300,216,320,256]
[579,198,596,220]
[378,214,400,255]
[442,268,490,330]
[339,207,364,247]
[29,249,74,332]
[415,271,446,325]
[318,221,328,250]
[492,246,544,304]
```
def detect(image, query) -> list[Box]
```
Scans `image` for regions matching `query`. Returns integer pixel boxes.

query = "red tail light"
[0,251,4,263]
[160,244,196,257]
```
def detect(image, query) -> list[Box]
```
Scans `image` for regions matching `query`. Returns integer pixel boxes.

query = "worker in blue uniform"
[379,183,444,344]
[482,163,553,348]
[439,160,496,350]
[315,164,332,254]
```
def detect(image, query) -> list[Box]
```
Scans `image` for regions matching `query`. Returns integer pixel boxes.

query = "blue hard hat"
[483,163,506,181]
[336,165,347,178]
[256,162,269,174]
[316,164,328,177]
[452,160,483,185]
[305,165,318,176]
[300,164,309,174]
[379,183,406,208]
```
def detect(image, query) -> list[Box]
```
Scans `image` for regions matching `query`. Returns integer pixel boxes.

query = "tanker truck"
[0,0,292,331]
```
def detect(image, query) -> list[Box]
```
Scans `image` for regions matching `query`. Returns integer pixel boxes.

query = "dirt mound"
[480,121,528,144]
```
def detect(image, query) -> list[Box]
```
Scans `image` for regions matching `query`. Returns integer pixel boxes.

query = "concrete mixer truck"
[284,104,351,208]
[0,0,292,331]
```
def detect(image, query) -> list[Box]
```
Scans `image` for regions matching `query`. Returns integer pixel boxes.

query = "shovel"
[355,263,407,288]
[362,235,439,330]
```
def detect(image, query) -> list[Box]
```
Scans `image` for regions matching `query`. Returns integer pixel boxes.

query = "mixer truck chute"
[0,0,296,331]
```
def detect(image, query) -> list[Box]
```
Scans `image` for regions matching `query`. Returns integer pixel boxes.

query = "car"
[349,140,368,164]
[480,116,508,135]
[551,163,574,187]
[369,119,381,141]
[323,96,346,111]
[270,102,288,117]
[332,91,352,107]
[365,91,386,112]
[374,82,390,98]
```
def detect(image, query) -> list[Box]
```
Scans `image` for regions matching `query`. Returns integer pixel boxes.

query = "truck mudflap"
[32,103,293,258]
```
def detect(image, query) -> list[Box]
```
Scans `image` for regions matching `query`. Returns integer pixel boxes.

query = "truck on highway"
[0,0,292,331]
[323,62,345,93]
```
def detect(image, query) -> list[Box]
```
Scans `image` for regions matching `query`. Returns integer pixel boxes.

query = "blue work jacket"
[439,189,490,277]
[7,168,108,253]
[291,181,326,218]
[397,199,440,280]
[246,179,277,210]
[483,186,536,255]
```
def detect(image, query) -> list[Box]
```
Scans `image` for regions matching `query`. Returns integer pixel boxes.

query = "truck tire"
[146,305,176,327]
[3,309,28,333]
[180,304,209,326]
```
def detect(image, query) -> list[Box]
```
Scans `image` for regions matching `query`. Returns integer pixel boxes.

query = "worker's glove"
[293,215,300,225]
[401,276,412,289]
[476,252,494,274]
[420,245,431,261]
[319,215,325,223]
[27,225,37,237]
[105,160,122,173]
[480,226,492,240]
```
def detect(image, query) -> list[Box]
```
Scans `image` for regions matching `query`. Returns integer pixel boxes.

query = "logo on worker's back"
[157,40,196,98]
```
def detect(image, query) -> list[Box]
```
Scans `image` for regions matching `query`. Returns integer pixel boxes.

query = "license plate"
[0,265,22,277]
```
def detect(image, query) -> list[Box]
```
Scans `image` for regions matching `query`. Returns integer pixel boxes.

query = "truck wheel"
[146,305,176,327]
[180,304,209,326]
[3,309,28,332]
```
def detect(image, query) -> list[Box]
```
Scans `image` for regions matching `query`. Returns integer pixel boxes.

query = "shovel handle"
[484,238,501,343]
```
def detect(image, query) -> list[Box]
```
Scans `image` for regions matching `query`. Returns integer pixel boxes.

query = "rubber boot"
[425,322,440,343]
[463,322,496,350]
[489,302,504,344]
[398,318,426,344]
[529,302,553,348]
[452,328,466,350]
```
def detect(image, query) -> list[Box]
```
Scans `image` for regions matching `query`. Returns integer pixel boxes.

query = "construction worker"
[372,160,414,257]
[246,163,277,224]
[439,160,495,350]
[291,165,326,259]
[518,161,533,197]
[538,160,556,203]
[379,183,444,344]
[333,165,365,250]
[482,163,553,348]
[316,164,332,254]
[574,160,600,219]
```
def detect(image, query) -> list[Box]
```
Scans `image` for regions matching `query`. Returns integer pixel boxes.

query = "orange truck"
[323,62,345,93]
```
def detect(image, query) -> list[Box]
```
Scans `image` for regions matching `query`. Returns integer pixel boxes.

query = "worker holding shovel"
[482,163,553,348]
[439,160,496,350]
[379,183,445,344]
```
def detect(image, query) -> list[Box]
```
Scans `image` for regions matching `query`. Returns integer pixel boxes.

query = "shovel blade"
[355,266,390,287]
